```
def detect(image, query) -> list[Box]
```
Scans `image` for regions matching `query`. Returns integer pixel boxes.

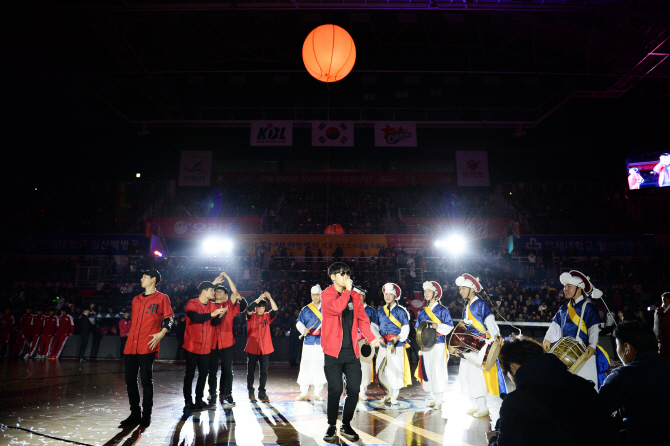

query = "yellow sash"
[307,303,322,321]
[384,305,413,387]
[567,301,610,364]
[424,305,450,361]
[466,304,501,397]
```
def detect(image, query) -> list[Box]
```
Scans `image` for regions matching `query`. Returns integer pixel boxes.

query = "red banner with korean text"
[148,217,262,238]
[213,172,455,187]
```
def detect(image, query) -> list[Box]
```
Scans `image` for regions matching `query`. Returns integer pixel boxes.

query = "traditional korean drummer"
[456,273,506,430]
[355,286,380,401]
[542,270,610,389]
[414,281,454,410]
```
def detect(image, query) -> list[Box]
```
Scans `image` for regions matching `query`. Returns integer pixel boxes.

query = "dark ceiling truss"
[4,1,669,128]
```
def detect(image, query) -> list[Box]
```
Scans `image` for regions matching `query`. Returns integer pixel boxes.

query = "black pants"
[247,353,269,392]
[119,337,127,358]
[288,336,302,365]
[79,333,90,360]
[184,350,210,404]
[324,348,361,426]
[209,346,234,398]
[124,353,156,414]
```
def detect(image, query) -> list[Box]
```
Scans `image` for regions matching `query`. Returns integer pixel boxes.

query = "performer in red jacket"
[182,281,224,412]
[320,262,382,443]
[26,309,45,357]
[37,309,59,358]
[12,308,35,356]
[120,269,174,428]
[48,308,75,359]
[245,292,278,402]
[208,272,246,407]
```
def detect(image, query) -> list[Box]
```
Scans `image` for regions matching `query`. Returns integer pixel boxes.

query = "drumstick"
[299,320,319,340]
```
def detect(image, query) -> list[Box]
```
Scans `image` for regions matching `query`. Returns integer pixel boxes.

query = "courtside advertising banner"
[178,151,212,187]
[250,121,293,146]
[311,121,354,146]
[374,121,417,147]
[455,151,490,187]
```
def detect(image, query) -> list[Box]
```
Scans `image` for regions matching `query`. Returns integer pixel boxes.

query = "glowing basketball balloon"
[302,24,356,83]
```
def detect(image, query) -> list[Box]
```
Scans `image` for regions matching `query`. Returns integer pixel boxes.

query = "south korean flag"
[311,121,354,147]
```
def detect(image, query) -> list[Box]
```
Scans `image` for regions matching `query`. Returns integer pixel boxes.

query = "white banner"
[311,121,354,147]
[250,120,293,146]
[374,121,417,147]
[178,151,212,187]
[455,151,490,187]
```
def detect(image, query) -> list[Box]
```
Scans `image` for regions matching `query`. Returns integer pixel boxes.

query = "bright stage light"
[153,250,163,257]
[434,235,467,255]
[202,237,234,254]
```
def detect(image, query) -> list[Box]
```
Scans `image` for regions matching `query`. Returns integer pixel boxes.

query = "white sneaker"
[427,401,435,408]
[295,394,310,401]
[390,399,399,405]
[472,409,489,418]
[314,395,325,401]
[358,394,368,401]
[380,395,390,404]
[466,407,478,414]
[433,404,442,410]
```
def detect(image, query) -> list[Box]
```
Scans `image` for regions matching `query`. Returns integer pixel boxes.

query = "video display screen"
[626,152,670,190]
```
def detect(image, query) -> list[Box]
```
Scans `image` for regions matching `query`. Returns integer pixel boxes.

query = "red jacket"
[56,314,75,336]
[211,299,241,350]
[183,298,218,355]
[320,285,377,359]
[124,291,174,357]
[245,311,275,355]
[42,315,59,336]
[119,318,132,337]
[30,315,45,336]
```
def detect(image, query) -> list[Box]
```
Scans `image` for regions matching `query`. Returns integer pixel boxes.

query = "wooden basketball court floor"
[0,359,497,446]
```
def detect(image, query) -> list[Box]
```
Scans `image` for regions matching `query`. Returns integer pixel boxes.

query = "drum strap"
[568,301,611,366]
[425,305,449,361]
[307,304,322,334]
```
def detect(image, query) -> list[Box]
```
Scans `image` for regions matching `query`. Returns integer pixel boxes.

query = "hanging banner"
[148,217,262,238]
[250,121,293,146]
[455,151,490,187]
[311,121,354,146]
[374,121,417,147]
[178,151,212,187]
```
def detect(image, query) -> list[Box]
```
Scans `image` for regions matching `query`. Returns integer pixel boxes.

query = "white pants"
[459,357,502,429]
[296,344,327,387]
[360,359,373,392]
[575,354,598,389]
[421,343,449,394]
[375,345,406,391]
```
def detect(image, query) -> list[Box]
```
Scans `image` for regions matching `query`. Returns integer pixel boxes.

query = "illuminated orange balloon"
[302,24,356,83]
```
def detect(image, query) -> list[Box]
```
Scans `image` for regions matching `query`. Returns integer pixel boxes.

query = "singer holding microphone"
[320,262,383,443]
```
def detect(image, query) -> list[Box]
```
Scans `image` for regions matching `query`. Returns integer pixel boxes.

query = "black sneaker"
[323,425,337,442]
[196,399,216,410]
[183,402,196,412]
[119,411,141,426]
[248,390,256,401]
[139,414,151,427]
[339,424,359,442]
[258,392,269,402]
[222,395,236,407]
[208,394,217,404]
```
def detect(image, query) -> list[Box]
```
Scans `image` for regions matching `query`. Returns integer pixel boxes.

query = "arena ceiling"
[3,1,670,130]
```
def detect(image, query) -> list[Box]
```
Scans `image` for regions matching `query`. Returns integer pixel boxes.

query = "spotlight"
[202,237,234,254]
[136,173,141,178]
[434,235,467,256]
[153,250,163,257]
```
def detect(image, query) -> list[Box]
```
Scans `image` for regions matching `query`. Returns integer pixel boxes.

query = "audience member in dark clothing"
[489,337,615,446]
[78,309,94,362]
[598,321,670,446]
